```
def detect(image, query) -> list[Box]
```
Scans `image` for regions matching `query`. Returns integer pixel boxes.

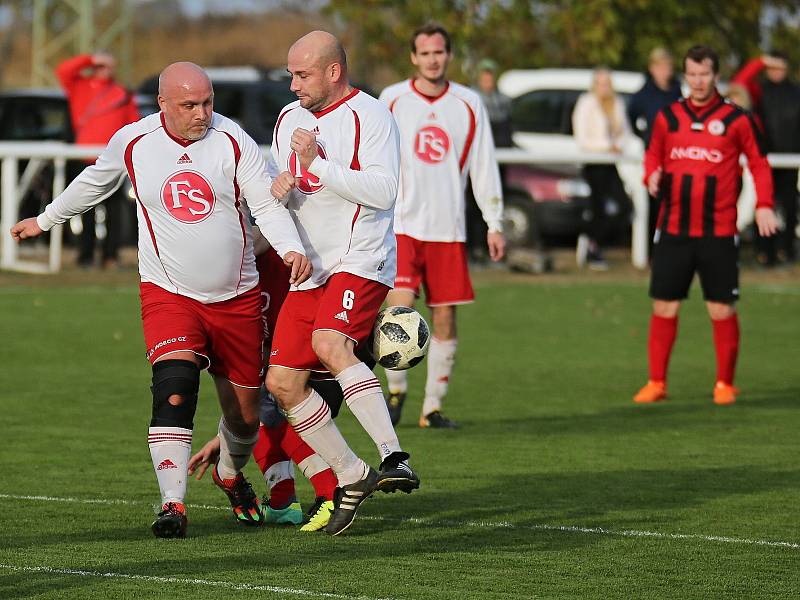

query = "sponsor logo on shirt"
[289,143,327,194]
[414,125,450,164]
[669,146,723,164]
[161,171,216,223]
[177,153,192,164]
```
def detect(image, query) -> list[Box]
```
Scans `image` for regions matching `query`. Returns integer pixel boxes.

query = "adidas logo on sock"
[334,310,350,323]
[157,459,178,470]
[177,153,192,164]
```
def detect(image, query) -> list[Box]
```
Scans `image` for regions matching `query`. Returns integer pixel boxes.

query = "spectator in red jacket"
[56,53,140,268]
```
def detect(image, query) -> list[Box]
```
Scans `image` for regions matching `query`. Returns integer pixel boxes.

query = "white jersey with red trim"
[37,112,305,304]
[379,79,504,242]
[271,88,399,290]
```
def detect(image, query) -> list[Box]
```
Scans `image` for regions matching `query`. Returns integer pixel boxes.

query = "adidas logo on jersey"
[334,310,350,324]
[157,459,178,471]
[177,153,192,164]
[312,126,320,134]
[427,112,436,120]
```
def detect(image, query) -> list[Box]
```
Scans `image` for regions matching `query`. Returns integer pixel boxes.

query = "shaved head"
[289,30,347,73]
[287,31,351,112]
[158,62,212,98]
[157,62,214,140]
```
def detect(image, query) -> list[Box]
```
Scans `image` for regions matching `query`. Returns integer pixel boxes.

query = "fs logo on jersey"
[161,171,216,224]
[289,143,327,194]
[161,171,216,223]
[414,126,450,164]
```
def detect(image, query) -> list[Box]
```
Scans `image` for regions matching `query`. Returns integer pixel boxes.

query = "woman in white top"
[572,67,632,269]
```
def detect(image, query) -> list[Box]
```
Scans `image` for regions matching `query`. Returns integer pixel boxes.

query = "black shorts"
[649,234,739,303]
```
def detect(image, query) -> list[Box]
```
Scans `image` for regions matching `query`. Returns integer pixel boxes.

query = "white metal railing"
[1,141,799,273]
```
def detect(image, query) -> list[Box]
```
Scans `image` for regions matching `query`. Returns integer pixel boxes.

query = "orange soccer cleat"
[633,380,667,404]
[713,381,739,405]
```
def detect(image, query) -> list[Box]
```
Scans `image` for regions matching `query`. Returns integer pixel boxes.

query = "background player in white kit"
[265,31,419,536]
[379,23,506,429]
[10,62,311,538]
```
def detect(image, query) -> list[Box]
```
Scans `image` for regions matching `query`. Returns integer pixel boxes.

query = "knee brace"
[309,378,344,419]
[150,359,200,428]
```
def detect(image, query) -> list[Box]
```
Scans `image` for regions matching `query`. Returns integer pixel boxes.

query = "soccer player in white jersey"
[379,23,506,429]
[10,62,311,538]
[264,31,419,536]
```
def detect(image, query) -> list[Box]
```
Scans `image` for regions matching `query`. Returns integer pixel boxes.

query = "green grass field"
[1,268,798,599]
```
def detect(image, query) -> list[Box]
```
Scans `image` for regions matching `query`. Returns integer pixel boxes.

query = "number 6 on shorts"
[342,289,355,310]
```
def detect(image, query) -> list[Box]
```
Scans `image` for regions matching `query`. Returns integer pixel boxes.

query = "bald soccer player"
[265,31,420,536]
[11,62,311,538]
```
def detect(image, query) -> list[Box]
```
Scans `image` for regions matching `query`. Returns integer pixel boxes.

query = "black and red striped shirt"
[645,93,774,237]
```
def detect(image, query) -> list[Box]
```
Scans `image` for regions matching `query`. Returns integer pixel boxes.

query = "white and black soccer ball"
[371,306,430,370]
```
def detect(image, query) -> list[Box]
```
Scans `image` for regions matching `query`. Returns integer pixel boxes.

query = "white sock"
[422,337,457,417]
[285,389,367,487]
[385,369,408,395]
[148,426,192,505]
[264,460,294,493]
[338,362,401,461]
[216,418,258,481]
[297,453,330,479]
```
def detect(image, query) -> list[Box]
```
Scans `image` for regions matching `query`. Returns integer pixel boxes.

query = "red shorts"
[394,234,474,306]
[140,283,264,388]
[270,272,389,372]
[256,249,291,347]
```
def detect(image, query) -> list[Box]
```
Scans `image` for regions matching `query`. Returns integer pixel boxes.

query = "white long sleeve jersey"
[272,89,399,290]
[379,80,504,242]
[37,112,305,303]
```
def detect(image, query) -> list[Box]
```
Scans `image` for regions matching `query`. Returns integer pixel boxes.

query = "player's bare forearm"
[10,217,43,242]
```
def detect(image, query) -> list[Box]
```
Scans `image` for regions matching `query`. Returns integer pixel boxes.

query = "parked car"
[0,89,157,238]
[497,68,645,246]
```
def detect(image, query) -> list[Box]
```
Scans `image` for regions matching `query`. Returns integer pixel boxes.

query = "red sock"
[281,425,337,501]
[253,423,295,508]
[712,314,739,385]
[648,314,678,382]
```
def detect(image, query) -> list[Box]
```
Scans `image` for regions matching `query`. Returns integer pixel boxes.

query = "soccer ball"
[371,306,430,370]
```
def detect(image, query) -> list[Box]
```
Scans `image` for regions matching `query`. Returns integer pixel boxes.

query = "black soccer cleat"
[419,410,459,429]
[386,391,406,426]
[212,466,265,526]
[151,502,187,539]
[376,451,420,494]
[324,467,378,536]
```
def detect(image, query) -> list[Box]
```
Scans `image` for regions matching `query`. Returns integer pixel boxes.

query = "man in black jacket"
[757,51,799,265]
[628,47,683,245]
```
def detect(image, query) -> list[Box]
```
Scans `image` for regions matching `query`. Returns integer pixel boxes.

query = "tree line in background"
[325,0,800,85]
[0,0,798,90]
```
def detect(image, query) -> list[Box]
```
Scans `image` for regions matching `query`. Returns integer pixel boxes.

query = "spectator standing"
[572,67,633,270]
[467,58,513,262]
[734,52,800,266]
[56,52,139,269]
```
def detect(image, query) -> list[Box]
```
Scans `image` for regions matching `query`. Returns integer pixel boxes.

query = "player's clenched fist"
[283,251,312,285]
[10,217,43,242]
[271,170,297,200]
[290,128,318,170]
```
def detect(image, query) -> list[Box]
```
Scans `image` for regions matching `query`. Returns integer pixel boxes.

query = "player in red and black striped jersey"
[634,45,779,406]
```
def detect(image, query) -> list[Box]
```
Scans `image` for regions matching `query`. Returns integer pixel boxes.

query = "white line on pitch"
[1,492,797,551]
[0,564,392,600]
